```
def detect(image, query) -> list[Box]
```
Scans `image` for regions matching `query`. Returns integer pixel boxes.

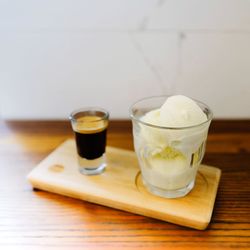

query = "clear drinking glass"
[129,96,212,198]
[69,107,109,175]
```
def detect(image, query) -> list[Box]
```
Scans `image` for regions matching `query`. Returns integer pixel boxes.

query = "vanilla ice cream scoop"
[140,95,209,151]
[160,95,207,128]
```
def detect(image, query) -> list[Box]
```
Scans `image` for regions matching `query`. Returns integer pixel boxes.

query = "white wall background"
[0,0,250,119]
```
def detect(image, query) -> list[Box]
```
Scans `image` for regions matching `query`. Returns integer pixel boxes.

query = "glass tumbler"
[129,96,212,198]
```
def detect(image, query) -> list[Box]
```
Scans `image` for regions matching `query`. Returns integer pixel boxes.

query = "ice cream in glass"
[130,95,212,198]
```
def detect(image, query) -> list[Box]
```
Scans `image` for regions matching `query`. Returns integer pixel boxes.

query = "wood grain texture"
[27,139,221,230]
[1,120,250,249]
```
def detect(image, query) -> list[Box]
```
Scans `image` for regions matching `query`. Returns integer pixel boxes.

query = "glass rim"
[69,107,109,123]
[129,95,213,130]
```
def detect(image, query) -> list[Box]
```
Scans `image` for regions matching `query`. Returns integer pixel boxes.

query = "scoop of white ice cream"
[140,95,208,151]
[160,95,207,128]
[140,109,169,149]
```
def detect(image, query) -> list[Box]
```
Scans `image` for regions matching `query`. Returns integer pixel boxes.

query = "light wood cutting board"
[27,139,221,230]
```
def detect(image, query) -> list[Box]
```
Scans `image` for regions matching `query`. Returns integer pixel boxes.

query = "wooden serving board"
[27,139,221,230]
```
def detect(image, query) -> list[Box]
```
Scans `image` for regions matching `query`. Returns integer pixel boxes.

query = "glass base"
[78,154,106,175]
[143,178,195,198]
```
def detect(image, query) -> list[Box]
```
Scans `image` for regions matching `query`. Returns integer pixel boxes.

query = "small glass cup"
[69,107,109,175]
[129,96,212,198]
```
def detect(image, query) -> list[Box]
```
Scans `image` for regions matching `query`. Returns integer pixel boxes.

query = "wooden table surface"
[1,120,250,250]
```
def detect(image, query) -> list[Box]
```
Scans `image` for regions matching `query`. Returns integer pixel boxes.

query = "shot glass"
[69,107,109,175]
[129,96,212,198]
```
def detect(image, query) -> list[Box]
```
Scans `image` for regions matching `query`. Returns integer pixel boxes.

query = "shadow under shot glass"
[69,107,109,175]
[129,96,213,198]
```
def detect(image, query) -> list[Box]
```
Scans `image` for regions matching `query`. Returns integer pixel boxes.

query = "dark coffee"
[75,128,107,160]
[73,115,108,160]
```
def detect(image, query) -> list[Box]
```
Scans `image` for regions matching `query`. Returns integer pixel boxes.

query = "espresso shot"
[75,116,107,159]
[69,108,109,175]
